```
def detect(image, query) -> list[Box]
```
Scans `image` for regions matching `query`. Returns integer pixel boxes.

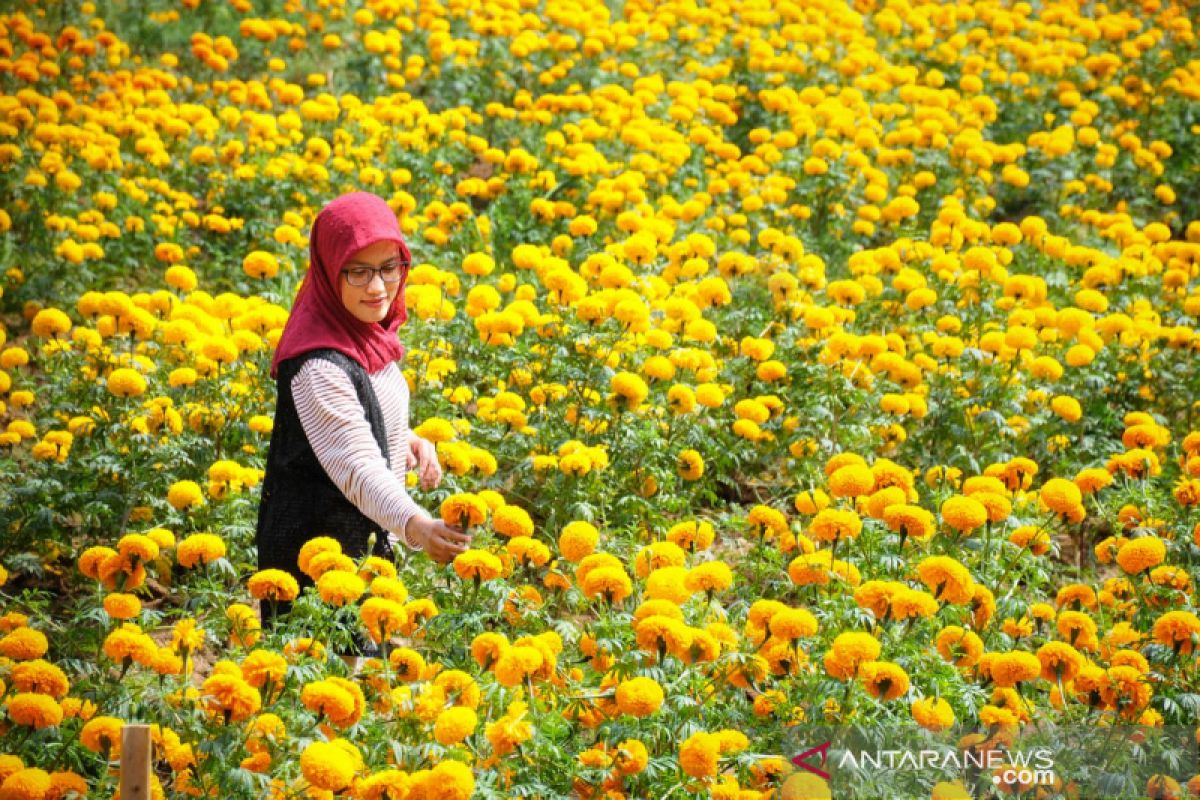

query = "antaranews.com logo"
[781,724,1195,799]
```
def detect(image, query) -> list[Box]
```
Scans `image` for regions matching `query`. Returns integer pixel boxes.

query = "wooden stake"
[120,724,152,800]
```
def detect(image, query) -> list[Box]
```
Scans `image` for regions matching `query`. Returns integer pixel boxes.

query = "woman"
[255,192,470,621]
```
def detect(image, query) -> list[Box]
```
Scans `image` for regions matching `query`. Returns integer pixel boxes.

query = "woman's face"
[339,239,404,324]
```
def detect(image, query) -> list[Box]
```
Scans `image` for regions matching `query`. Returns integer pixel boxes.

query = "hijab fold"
[271,192,410,378]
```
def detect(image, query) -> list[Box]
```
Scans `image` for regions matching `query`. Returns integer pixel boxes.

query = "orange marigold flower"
[247,569,300,602]
[5,692,64,729]
[916,556,974,604]
[1114,536,1166,575]
[859,661,910,701]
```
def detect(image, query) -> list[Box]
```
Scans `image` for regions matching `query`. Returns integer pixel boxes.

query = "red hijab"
[271,192,411,378]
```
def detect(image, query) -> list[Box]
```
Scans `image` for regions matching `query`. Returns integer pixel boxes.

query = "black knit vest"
[254,349,393,586]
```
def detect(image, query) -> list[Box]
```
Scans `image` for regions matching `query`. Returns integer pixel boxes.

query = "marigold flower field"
[0,0,1199,797]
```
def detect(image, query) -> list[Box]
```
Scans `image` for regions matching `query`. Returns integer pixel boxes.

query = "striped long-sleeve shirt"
[291,358,429,550]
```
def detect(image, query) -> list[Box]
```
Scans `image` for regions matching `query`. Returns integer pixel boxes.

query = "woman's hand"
[406,515,470,564]
[407,434,443,491]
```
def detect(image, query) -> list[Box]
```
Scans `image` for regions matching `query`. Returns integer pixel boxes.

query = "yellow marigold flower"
[316,571,366,607]
[105,367,147,398]
[829,463,875,497]
[747,505,788,540]
[768,608,818,641]
[493,504,534,538]
[390,647,427,681]
[615,676,664,717]
[102,592,141,620]
[11,659,68,699]
[879,503,933,545]
[610,371,649,410]
[0,627,49,661]
[1036,641,1084,682]
[679,731,721,778]
[31,308,71,338]
[166,480,204,511]
[201,673,261,723]
[911,696,954,731]
[916,556,974,604]
[5,692,63,729]
[300,740,358,792]
[1152,610,1200,655]
[807,508,861,542]
[434,706,478,746]
[557,520,599,563]
[240,650,287,691]
[412,760,474,800]
[441,493,488,529]
[628,545,682,582]
[794,489,830,515]
[1008,525,1051,555]
[453,549,503,582]
[247,569,299,603]
[1050,395,1082,422]
[176,533,226,568]
[685,562,733,595]
[644,565,692,604]
[301,678,363,727]
[667,520,715,552]
[1115,536,1166,575]
[493,645,544,687]
[1040,477,1083,515]
[990,651,1042,688]
[360,597,407,643]
[940,495,987,534]
[241,250,279,279]
[859,661,910,701]
[581,565,633,604]
[1075,468,1113,494]
[677,448,704,480]
[823,632,881,680]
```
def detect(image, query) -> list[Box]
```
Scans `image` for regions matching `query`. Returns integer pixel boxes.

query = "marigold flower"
[679,731,721,778]
[176,533,225,568]
[644,565,692,604]
[558,521,599,562]
[300,740,358,792]
[911,696,954,731]
[5,692,63,729]
[685,561,733,595]
[940,495,988,534]
[434,706,478,746]
[453,549,503,582]
[1114,536,1166,575]
[990,651,1042,688]
[581,565,632,604]
[441,493,488,529]
[166,480,204,511]
[247,569,300,602]
[935,626,983,667]
[103,593,141,620]
[360,597,408,643]
[916,556,974,604]
[829,463,875,497]
[859,661,910,700]
[807,508,862,542]
[80,716,124,756]
[768,608,818,641]
[1152,610,1200,655]
[823,632,881,680]
[201,674,261,723]
[677,448,705,480]
[316,570,366,606]
[0,767,52,799]
[11,659,69,698]
[615,676,664,718]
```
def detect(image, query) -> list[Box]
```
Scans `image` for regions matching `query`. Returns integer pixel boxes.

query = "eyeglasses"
[341,258,410,287]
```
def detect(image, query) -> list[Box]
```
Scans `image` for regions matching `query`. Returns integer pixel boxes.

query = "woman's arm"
[292,359,428,546]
